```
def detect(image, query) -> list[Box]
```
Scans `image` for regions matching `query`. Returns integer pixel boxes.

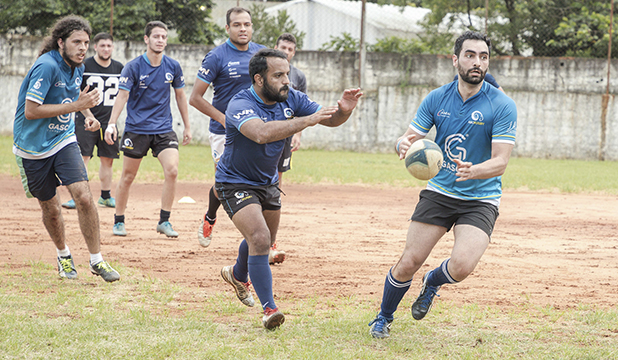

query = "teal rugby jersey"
[13,50,83,159]
[411,81,517,205]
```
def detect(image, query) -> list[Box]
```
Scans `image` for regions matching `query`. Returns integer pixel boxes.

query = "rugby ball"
[404,139,443,180]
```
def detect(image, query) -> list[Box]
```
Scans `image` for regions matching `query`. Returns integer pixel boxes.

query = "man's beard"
[62,49,83,68]
[458,64,486,85]
[263,78,289,103]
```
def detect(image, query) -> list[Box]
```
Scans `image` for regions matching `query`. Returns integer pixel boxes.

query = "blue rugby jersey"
[216,86,321,186]
[119,54,185,135]
[13,50,83,159]
[411,81,517,205]
[196,40,266,135]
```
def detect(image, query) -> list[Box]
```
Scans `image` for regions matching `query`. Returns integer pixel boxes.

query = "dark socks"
[114,214,125,224]
[378,268,412,320]
[100,190,111,199]
[248,254,276,310]
[206,186,220,222]
[159,210,171,224]
[233,240,249,283]
[426,259,459,287]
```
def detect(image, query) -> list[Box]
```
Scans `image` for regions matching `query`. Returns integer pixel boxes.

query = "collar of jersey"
[226,39,252,51]
[141,53,165,66]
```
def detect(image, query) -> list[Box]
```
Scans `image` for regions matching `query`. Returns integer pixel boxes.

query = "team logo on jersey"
[56,98,74,123]
[123,138,134,150]
[284,108,294,119]
[165,72,173,83]
[120,76,129,84]
[198,67,210,76]
[54,81,66,88]
[469,110,484,125]
[33,78,43,90]
[437,109,451,118]
[75,77,82,86]
[233,109,255,120]
[444,133,467,167]
[234,191,253,205]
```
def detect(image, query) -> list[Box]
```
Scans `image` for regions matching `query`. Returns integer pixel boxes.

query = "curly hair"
[39,15,91,57]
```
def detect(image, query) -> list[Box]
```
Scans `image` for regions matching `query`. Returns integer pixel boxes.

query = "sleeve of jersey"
[491,98,517,144]
[172,62,185,89]
[197,51,218,85]
[118,64,134,92]
[410,92,437,135]
[226,97,261,130]
[291,90,321,117]
[25,62,54,105]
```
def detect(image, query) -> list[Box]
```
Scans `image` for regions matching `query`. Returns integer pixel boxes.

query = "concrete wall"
[1,34,617,160]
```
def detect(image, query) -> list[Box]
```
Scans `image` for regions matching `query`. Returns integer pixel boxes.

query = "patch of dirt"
[3,175,617,310]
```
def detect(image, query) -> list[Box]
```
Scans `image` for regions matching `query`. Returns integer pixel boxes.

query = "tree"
[249,3,305,48]
[0,0,224,45]
[318,33,360,52]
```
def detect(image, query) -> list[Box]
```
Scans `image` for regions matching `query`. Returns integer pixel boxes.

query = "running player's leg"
[66,180,100,254]
[198,133,225,246]
[115,156,142,217]
[232,204,279,316]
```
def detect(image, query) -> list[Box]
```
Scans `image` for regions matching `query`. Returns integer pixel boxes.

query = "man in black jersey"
[63,33,124,209]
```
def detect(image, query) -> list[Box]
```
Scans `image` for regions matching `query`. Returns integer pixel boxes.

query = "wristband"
[396,139,403,153]
[105,123,116,134]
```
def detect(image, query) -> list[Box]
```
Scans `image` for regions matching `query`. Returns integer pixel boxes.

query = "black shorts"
[411,189,499,237]
[120,131,179,159]
[277,136,293,173]
[15,142,89,201]
[75,118,120,159]
[215,182,282,219]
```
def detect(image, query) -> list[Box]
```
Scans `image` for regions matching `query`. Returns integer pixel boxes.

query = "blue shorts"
[15,142,89,201]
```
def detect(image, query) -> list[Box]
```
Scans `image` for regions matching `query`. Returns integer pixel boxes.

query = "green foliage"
[547,2,618,58]
[0,0,224,45]
[319,32,360,52]
[249,3,305,48]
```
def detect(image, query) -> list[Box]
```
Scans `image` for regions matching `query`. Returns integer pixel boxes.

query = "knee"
[164,166,178,181]
[73,192,93,210]
[393,255,423,280]
[247,230,271,254]
[448,259,476,282]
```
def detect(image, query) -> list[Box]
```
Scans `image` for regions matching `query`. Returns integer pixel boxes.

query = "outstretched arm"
[319,88,363,127]
[240,106,339,145]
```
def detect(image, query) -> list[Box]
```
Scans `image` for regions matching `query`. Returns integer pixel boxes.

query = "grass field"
[1,135,618,359]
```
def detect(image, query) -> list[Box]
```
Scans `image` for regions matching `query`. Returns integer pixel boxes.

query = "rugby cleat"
[411,272,441,320]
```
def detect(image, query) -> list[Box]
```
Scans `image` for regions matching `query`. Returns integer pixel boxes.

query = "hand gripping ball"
[404,139,444,180]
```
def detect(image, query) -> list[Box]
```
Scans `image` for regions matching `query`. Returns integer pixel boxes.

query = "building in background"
[264,0,430,50]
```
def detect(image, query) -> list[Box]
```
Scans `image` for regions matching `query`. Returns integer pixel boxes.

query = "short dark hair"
[226,7,251,26]
[453,31,491,58]
[276,33,297,47]
[39,15,91,57]
[93,32,113,44]
[249,48,288,84]
[145,21,167,37]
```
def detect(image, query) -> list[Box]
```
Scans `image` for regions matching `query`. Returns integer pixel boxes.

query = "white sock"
[90,253,103,265]
[57,246,70,257]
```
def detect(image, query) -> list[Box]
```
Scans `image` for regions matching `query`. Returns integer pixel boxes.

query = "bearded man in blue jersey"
[105,21,191,238]
[12,15,120,282]
[217,48,362,330]
[369,31,517,339]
